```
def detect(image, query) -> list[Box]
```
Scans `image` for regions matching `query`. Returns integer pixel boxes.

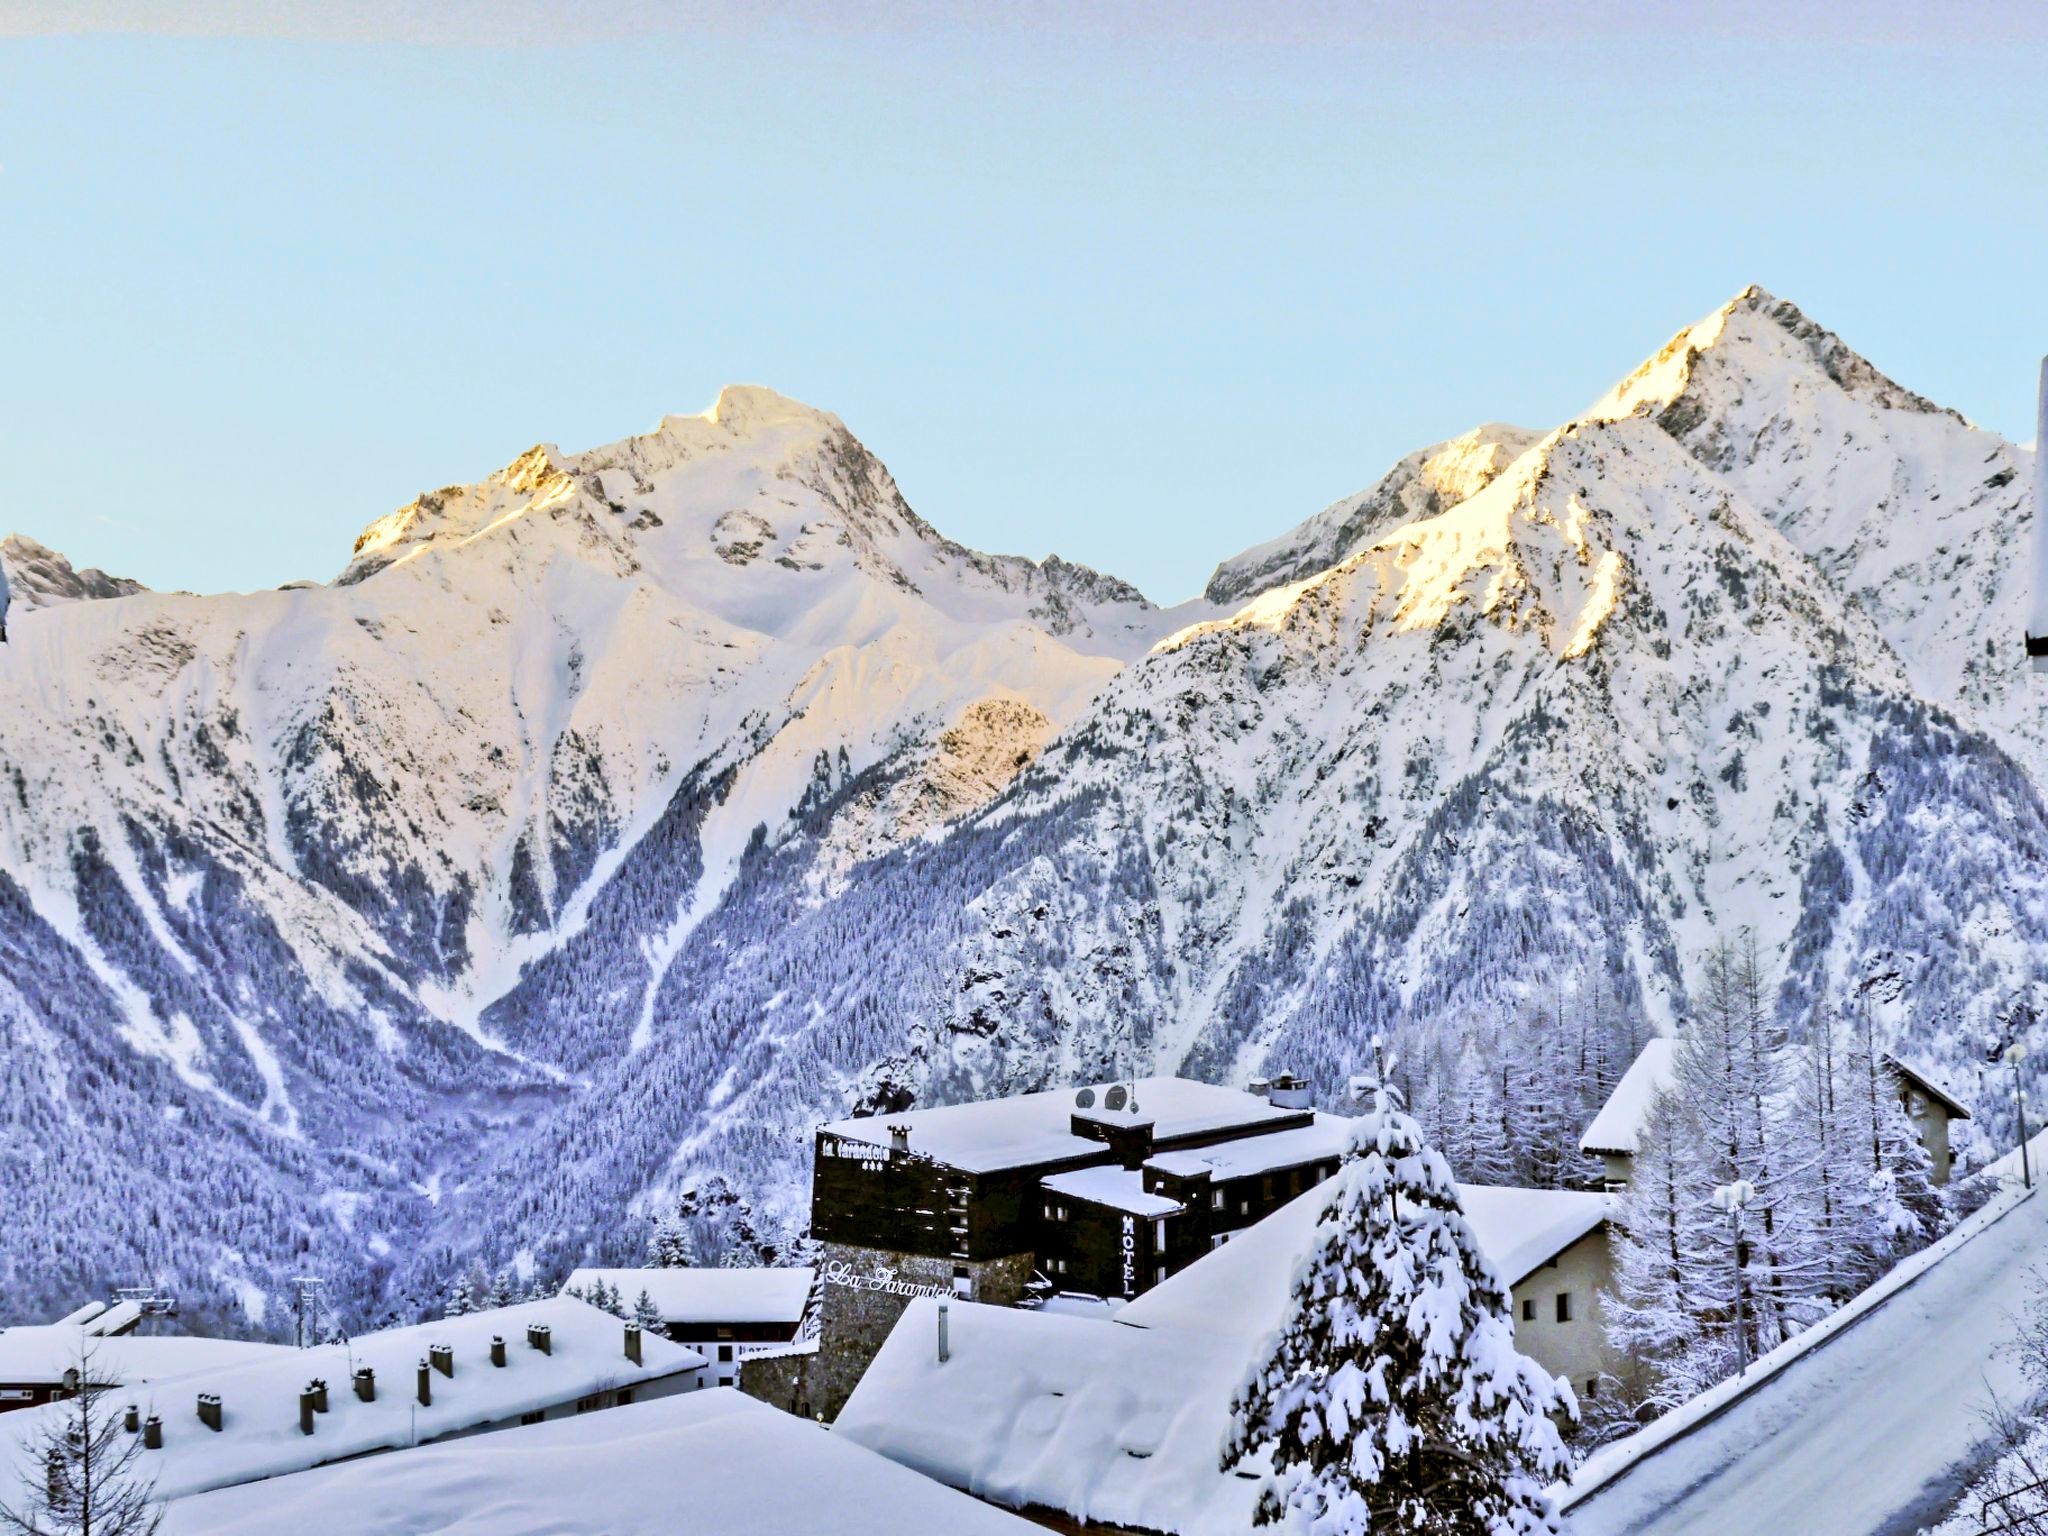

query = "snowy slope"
[0,387,1175,1323]
[5,293,2045,1330]
[0,533,148,610]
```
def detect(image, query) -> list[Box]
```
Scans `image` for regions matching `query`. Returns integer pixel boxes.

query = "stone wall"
[807,1240,1035,1419]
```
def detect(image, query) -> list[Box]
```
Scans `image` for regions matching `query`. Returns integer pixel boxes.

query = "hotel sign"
[821,1259,951,1301]
[1121,1214,1137,1297]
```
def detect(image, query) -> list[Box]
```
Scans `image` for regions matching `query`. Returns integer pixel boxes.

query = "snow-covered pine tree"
[1221,1062,1573,1533]
[486,1268,516,1310]
[631,1288,664,1335]
[647,1212,696,1269]
[444,1273,476,1320]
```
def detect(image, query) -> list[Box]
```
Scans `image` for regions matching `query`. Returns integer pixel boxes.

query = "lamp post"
[1713,1179,1756,1375]
[2008,1043,2032,1190]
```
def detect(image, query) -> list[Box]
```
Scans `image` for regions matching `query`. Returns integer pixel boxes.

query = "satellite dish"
[1074,1088,1096,1109]
[1105,1084,1128,1112]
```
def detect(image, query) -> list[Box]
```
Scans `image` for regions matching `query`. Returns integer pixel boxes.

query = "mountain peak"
[683,384,845,439]
[1,533,149,610]
[1589,285,1957,434]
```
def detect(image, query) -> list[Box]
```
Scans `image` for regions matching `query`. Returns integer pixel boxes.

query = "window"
[1240,1200,1250,1216]
[1521,1298,1535,1322]
[1154,1265,1166,1286]
[1582,1377,1599,1401]
[1211,1188,1226,1211]
[1057,1204,1070,1221]
[1261,1176,1275,1201]
[521,1410,544,1426]
[1153,1218,1167,1249]
[1288,1169,1302,1196]
[1043,1201,1054,1220]
[1210,1232,1230,1251]
[718,1344,734,1363]
[1555,1293,1573,1323]
[954,1264,974,1296]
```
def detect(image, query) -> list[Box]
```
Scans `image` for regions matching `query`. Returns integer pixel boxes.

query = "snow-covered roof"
[1145,1112,1355,1181]
[1041,1165,1187,1217]
[840,1178,1609,1536]
[1884,1054,1971,1120]
[561,1267,815,1326]
[0,1298,703,1504]
[1119,1180,1609,1341]
[160,1387,1039,1536]
[819,1076,1305,1174]
[835,1298,1262,1536]
[0,1327,286,1387]
[1579,1037,1681,1155]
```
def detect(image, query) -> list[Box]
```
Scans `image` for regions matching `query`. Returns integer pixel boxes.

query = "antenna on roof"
[1074,1087,1096,1109]
[1105,1084,1128,1112]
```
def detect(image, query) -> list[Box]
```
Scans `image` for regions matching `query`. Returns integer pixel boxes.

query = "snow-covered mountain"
[1,534,148,610]
[2,290,2042,1329]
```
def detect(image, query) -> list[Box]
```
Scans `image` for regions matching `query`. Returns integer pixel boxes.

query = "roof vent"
[888,1123,911,1152]
[490,1335,507,1368]
[527,1322,552,1355]
[196,1393,222,1432]
[624,1322,642,1365]
[429,1343,455,1377]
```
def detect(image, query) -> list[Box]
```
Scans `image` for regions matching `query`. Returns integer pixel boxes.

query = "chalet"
[1578,1037,1680,1189]
[807,1075,1343,1415]
[560,1266,815,1389]
[1884,1053,1970,1184]
[0,1298,706,1506]
[0,1303,282,1415]
[1582,1038,1972,1189]
[836,1179,1618,1536]
[160,1387,1040,1536]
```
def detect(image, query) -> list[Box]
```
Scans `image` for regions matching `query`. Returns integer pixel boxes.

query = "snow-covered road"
[1568,1175,2046,1536]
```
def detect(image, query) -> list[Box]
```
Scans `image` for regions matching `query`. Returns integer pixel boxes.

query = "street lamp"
[2008,1043,2032,1190]
[1713,1180,1756,1375]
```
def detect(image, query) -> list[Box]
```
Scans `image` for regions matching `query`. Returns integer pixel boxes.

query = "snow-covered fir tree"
[646,1212,696,1269]
[631,1288,664,1335]
[1222,1054,1573,1533]
[443,1274,476,1320]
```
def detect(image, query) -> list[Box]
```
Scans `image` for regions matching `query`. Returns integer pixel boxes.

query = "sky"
[3,2,2046,605]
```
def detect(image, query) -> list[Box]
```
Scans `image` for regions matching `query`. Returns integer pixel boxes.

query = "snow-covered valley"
[2,288,2042,1331]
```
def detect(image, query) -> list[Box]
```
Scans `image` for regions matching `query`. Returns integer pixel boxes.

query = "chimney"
[624,1322,642,1365]
[416,1359,432,1407]
[889,1123,910,1153]
[429,1343,455,1377]
[490,1335,507,1368]
[123,1404,139,1434]
[527,1323,552,1356]
[310,1378,329,1413]
[353,1366,376,1403]
[1262,1072,1313,1111]
[299,1388,317,1437]
[142,1415,162,1450]
[196,1393,222,1432]
[937,1301,950,1364]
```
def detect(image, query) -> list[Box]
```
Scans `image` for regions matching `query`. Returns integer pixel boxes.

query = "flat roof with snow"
[1579,1037,1680,1155]
[1145,1112,1354,1181]
[561,1267,815,1326]
[1041,1165,1186,1217]
[0,1298,703,1504]
[819,1076,1305,1174]
[161,1387,1039,1536]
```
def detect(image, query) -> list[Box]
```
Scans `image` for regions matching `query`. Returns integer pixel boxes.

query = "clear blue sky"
[4,2,2045,604]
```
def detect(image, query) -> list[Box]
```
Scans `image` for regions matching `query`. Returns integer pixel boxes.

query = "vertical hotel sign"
[1121,1214,1136,1296]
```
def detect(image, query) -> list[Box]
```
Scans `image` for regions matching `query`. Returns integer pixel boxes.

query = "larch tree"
[1222,1060,1573,1534]
[0,1345,163,1536]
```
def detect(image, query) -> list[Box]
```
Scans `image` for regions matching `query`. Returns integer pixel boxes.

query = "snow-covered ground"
[1566,1142,2048,1535]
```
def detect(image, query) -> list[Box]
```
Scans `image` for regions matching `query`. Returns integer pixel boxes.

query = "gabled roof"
[161,1388,1039,1536]
[1579,1038,1681,1155]
[1884,1054,1971,1120]
[561,1267,816,1327]
[820,1077,1304,1174]
[0,1298,702,1504]
[0,1328,286,1389]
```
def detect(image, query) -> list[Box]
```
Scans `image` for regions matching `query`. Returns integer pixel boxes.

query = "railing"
[1981,1473,2048,1534]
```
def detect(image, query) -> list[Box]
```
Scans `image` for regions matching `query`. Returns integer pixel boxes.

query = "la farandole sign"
[821,1260,951,1300]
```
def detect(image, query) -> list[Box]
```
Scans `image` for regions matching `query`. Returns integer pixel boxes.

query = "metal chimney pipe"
[299,1389,317,1437]
[937,1301,950,1363]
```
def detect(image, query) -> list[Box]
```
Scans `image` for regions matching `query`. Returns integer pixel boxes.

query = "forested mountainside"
[0,288,2040,1330]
